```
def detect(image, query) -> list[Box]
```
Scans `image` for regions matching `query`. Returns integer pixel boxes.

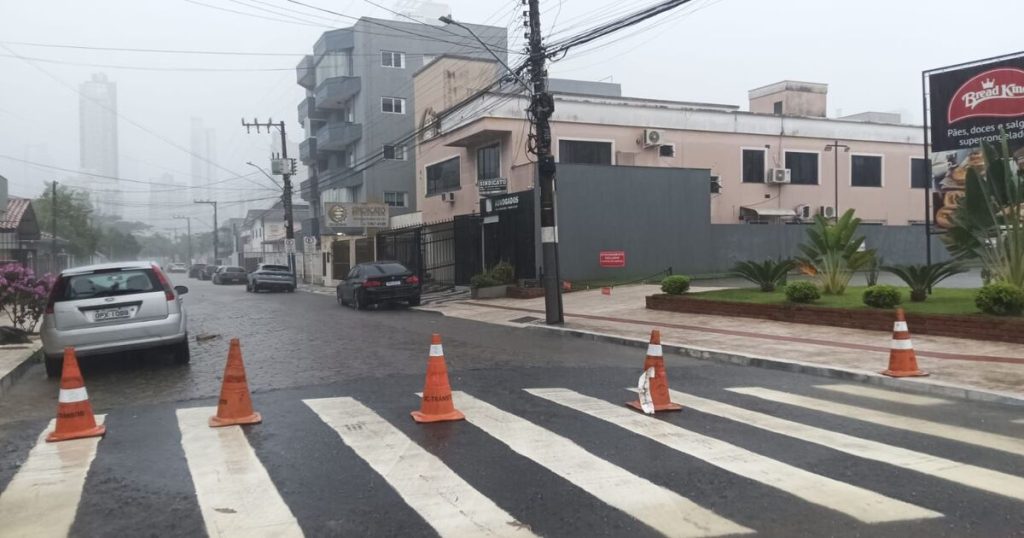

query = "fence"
[376,216,482,290]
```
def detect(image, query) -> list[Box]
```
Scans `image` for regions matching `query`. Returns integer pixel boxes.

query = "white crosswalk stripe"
[814,384,948,406]
[304,397,537,538]
[531,388,940,523]
[728,387,1024,457]
[661,388,1024,503]
[176,407,303,538]
[0,416,105,538]
[451,391,755,538]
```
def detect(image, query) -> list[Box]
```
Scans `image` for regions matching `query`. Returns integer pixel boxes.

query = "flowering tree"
[0,264,55,332]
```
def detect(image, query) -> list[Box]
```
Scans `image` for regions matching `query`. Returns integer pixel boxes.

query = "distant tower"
[79,73,120,217]
[205,127,217,199]
[190,117,205,198]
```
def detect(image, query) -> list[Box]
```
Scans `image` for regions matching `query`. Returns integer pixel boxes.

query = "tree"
[95,228,142,261]
[796,209,876,295]
[33,182,100,258]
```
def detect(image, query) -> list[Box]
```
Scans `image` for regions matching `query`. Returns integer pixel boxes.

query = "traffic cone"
[209,338,262,427]
[627,330,683,412]
[411,334,465,423]
[881,308,928,378]
[46,347,105,442]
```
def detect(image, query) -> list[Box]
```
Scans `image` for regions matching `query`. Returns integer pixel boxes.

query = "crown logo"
[981,78,996,89]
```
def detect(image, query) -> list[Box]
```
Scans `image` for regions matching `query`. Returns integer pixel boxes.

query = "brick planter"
[646,294,1024,344]
[507,286,545,299]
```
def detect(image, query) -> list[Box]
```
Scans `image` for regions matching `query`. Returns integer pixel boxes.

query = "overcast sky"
[0,0,1020,228]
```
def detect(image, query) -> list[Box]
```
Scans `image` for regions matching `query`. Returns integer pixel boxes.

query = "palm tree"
[797,209,876,294]
[883,262,966,302]
[732,259,795,292]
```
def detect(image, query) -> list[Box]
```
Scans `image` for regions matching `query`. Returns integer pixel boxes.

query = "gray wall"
[556,164,950,281]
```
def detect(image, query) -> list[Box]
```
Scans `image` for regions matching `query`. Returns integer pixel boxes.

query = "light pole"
[824,140,850,218]
[173,215,192,264]
[439,16,529,89]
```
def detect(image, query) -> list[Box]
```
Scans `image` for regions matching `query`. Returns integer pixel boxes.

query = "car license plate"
[386,280,401,287]
[94,307,133,322]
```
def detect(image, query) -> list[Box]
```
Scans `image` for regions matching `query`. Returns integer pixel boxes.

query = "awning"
[740,207,797,217]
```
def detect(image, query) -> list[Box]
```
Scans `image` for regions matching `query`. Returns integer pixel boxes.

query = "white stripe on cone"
[891,339,914,350]
[894,321,908,332]
[646,344,663,357]
[429,344,443,357]
[58,387,89,404]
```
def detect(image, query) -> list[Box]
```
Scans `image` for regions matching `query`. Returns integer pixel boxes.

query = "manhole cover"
[509,316,541,323]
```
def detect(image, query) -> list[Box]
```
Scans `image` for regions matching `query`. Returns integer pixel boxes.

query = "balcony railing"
[316,122,362,152]
[314,76,361,110]
[297,96,326,124]
[296,55,315,89]
[299,137,317,165]
[317,166,364,190]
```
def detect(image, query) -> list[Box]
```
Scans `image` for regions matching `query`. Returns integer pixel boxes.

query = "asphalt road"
[0,276,1022,537]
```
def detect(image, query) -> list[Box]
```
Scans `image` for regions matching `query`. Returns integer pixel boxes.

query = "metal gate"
[376,216,482,290]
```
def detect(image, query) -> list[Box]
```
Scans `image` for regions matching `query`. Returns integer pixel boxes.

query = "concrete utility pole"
[526,0,564,324]
[174,215,192,264]
[194,200,218,262]
[51,180,58,272]
[242,118,296,275]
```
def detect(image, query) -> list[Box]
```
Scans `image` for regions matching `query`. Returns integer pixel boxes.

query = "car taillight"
[45,276,66,314]
[152,264,175,301]
[405,275,420,285]
[363,279,382,288]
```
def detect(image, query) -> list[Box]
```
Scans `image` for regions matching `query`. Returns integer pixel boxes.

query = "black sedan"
[199,265,221,281]
[212,266,248,285]
[188,264,207,279]
[337,261,421,310]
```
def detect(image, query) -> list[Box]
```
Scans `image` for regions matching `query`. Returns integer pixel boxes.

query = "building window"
[911,157,929,189]
[426,156,460,196]
[381,51,405,68]
[742,148,766,183]
[784,151,819,185]
[773,101,783,115]
[381,97,405,114]
[558,139,612,165]
[710,175,721,194]
[851,155,883,187]
[477,144,500,179]
[659,145,675,157]
[383,191,407,207]
[383,144,406,160]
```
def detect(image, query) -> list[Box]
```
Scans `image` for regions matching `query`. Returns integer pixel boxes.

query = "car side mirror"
[174,285,189,295]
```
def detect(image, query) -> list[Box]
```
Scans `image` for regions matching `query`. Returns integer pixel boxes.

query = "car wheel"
[44,355,63,378]
[337,293,346,306]
[408,296,421,307]
[354,291,366,310]
[172,339,191,365]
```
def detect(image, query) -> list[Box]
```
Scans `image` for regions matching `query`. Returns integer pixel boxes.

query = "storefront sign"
[483,193,521,213]
[323,202,389,229]
[599,250,626,268]
[477,177,508,196]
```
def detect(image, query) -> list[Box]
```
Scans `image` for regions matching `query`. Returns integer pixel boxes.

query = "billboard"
[927,54,1024,229]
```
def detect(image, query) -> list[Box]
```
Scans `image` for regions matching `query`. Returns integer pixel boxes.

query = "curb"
[0,342,42,399]
[524,324,1024,407]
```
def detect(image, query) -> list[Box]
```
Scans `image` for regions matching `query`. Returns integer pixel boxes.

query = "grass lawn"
[688,286,982,316]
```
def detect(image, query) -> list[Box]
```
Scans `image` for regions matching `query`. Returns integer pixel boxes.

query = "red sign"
[948,68,1024,124]
[599,250,626,268]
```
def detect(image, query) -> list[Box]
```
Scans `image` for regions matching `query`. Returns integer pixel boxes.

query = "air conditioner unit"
[765,168,791,184]
[819,205,837,219]
[642,129,662,148]
[441,192,456,203]
[796,204,811,219]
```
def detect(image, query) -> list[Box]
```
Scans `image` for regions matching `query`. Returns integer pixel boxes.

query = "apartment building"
[414,58,928,226]
[295,16,508,237]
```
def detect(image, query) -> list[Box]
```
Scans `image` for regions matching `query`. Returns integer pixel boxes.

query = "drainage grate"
[509,316,542,323]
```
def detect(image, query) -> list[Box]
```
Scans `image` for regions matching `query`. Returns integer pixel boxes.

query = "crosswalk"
[1,383,1022,537]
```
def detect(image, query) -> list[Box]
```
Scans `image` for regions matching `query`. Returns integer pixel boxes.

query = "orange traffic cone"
[46,347,105,442]
[882,308,928,377]
[411,334,465,423]
[627,330,683,413]
[209,338,262,427]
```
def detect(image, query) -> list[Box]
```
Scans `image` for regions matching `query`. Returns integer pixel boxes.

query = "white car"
[39,262,190,377]
[167,263,188,273]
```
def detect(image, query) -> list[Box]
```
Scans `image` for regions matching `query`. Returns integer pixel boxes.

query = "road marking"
[176,407,302,538]
[727,387,1024,457]
[659,388,1024,504]
[813,384,948,406]
[451,391,754,538]
[532,388,939,523]
[1014,419,1024,425]
[0,416,105,538]
[304,397,536,538]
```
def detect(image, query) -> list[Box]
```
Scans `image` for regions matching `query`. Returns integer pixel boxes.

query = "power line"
[0,40,306,56]
[545,0,695,56]
[0,53,295,72]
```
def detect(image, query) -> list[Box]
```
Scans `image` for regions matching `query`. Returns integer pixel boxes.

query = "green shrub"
[489,261,515,285]
[732,259,795,292]
[470,273,501,289]
[784,281,820,303]
[975,283,1024,316]
[883,261,965,302]
[862,285,902,309]
[660,275,691,295]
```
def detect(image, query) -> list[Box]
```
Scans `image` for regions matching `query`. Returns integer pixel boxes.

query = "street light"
[824,140,850,218]
[439,15,529,90]
[246,161,282,190]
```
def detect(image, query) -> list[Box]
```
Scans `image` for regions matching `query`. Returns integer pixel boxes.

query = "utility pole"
[526,0,563,324]
[174,215,192,264]
[51,180,58,272]
[194,201,218,262]
[242,118,296,276]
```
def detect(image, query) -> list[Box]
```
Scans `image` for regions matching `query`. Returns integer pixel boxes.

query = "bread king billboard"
[927,53,1024,229]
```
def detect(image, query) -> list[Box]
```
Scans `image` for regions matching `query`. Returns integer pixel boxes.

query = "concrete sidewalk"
[419,284,1024,404]
[0,337,42,398]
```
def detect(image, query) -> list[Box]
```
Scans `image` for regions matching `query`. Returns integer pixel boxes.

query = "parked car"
[247,263,295,292]
[199,265,221,281]
[167,263,187,273]
[213,266,247,285]
[337,261,420,310]
[188,264,207,279]
[39,262,190,377]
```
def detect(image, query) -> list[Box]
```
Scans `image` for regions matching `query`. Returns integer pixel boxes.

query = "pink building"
[412,57,928,226]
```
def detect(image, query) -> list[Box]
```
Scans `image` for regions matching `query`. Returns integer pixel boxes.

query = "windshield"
[60,269,158,301]
[363,263,410,276]
[260,265,290,272]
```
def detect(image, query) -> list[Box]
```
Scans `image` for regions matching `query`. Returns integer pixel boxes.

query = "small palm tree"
[733,259,795,292]
[797,209,876,294]
[883,261,966,302]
